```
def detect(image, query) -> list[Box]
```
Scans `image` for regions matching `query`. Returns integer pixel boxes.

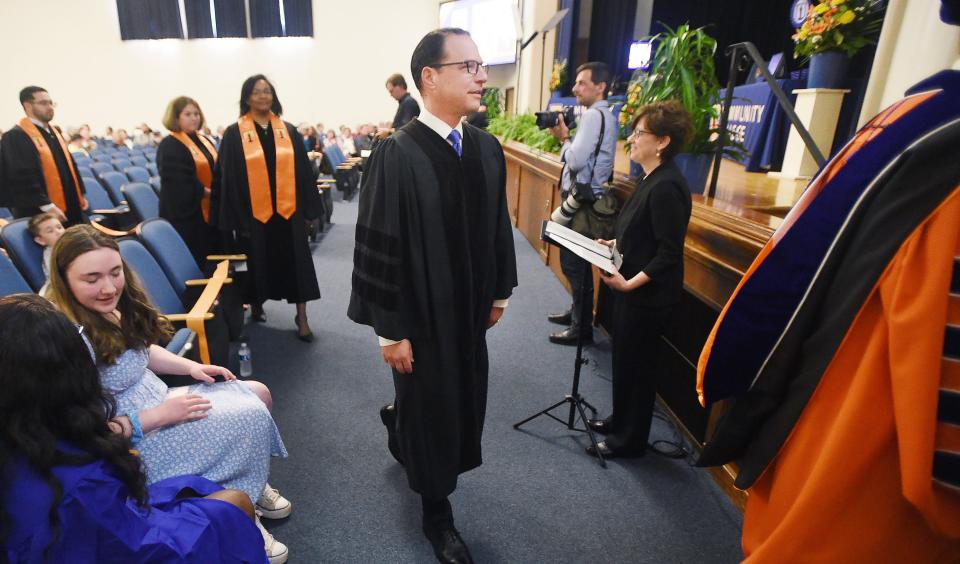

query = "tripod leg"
[514,397,570,429]
[580,398,598,417]
[575,399,607,468]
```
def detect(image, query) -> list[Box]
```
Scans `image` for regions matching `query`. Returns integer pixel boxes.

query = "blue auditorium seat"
[0,218,45,291]
[137,218,203,298]
[122,182,159,221]
[0,250,33,297]
[145,153,157,163]
[72,155,93,167]
[76,165,93,178]
[112,158,133,170]
[82,177,128,213]
[92,153,113,162]
[124,166,151,184]
[90,161,115,177]
[130,155,148,167]
[117,238,195,357]
[0,208,12,219]
[98,171,128,205]
[149,176,162,194]
[324,144,347,168]
[145,162,158,176]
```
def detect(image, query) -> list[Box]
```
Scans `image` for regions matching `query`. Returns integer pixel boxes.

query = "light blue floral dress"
[98,347,287,502]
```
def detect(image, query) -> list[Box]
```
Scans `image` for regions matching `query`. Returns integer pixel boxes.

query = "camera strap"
[565,107,606,192]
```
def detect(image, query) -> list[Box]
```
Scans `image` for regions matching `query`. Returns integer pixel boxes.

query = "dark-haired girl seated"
[0,293,267,563]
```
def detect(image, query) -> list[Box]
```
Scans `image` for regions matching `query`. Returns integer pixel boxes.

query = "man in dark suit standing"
[350,28,517,564]
[383,73,421,135]
[0,86,88,225]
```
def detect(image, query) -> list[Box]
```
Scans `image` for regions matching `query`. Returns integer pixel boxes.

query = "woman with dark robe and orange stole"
[696,2,960,559]
[214,75,322,342]
[157,96,222,266]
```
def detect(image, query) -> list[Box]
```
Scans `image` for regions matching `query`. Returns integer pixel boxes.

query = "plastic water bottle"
[238,342,253,378]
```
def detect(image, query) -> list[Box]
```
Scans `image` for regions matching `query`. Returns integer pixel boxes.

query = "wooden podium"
[769,88,849,180]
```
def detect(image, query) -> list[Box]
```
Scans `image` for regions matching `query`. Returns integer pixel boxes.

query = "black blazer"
[614,160,692,307]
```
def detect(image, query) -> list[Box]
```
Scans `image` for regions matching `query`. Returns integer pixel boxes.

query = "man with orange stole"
[696,2,960,560]
[0,86,87,225]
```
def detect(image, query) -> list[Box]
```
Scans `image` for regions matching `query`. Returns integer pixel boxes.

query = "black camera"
[535,106,577,129]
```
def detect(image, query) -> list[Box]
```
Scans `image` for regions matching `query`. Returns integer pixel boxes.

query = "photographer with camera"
[546,61,618,345]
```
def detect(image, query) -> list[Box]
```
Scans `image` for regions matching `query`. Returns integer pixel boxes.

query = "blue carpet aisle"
[236,198,743,563]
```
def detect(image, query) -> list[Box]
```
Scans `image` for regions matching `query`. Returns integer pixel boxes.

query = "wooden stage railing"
[503,140,780,511]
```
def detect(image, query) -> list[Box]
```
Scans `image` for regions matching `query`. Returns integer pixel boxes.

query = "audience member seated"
[45,225,293,562]
[0,293,267,563]
[112,128,133,150]
[67,133,89,156]
[27,211,64,294]
[354,123,375,153]
[339,126,356,156]
[77,123,97,152]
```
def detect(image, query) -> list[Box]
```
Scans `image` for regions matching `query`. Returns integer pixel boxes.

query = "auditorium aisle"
[237,198,743,563]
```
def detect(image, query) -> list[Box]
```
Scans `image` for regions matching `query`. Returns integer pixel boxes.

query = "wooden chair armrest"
[183,260,230,363]
[185,277,233,286]
[91,207,128,215]
[163,312,215,322]
[206,254,247,261]
[89,221,134,237]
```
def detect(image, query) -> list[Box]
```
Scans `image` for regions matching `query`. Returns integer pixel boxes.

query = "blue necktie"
[447,129,462,157]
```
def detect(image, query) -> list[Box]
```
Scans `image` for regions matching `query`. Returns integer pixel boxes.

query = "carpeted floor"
[235,198,743,563]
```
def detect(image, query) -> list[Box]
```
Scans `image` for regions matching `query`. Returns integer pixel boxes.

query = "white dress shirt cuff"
[378,336,400,347]
[39,203,56,212]
[492,299,509,308]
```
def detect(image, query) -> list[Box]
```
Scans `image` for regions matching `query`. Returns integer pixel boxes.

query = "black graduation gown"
[0,125,86,225]
[214,120,321,304]
[348,120,518,498]
[157,133,222,266]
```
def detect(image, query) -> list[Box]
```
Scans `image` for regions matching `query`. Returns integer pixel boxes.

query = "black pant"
[607,297,673,452]
[558,247,593,337]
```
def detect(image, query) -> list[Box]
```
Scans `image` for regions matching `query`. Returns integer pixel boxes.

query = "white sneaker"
[255,512,289,564]
[256,483,292,519]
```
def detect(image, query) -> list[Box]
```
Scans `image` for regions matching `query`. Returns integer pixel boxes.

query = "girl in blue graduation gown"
[0,294,267,563]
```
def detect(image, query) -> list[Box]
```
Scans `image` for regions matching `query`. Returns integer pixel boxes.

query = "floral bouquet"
[618,77,644,139]
[792,0,884,60]
[549,59,568,92]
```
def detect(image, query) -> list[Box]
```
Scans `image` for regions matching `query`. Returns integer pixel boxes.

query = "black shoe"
[547,310,572,325]
[586,417,614,435]
[249,305,266,323]
[586,440,645,459]
[549,326,593,346]
[423,520,474,564]
[379,404,403,465]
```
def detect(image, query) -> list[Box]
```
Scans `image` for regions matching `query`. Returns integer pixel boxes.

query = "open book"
[541,220,623,275]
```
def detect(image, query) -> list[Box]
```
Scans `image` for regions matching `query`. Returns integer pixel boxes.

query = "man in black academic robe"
[349,29,517,564]
[0,87,86,225]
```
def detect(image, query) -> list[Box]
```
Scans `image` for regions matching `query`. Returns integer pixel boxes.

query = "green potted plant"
[621,23,734,193]
[793,0,884,88]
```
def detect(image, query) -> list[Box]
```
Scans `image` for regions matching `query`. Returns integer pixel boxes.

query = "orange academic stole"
[169,131,218,222]
[237,113,295,223]
[18,117,87,212]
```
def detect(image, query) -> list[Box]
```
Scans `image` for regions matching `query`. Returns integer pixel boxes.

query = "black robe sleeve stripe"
[348,136,413,341]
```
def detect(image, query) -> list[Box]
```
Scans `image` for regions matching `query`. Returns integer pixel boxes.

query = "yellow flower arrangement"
[549,59,568,92]
[793,0,883,59]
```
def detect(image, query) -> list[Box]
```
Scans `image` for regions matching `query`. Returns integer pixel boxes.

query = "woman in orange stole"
[215,75,322,342]
[157,96,221,266]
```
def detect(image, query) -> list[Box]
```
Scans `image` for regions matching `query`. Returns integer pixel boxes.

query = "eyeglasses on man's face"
[429,60,488,75]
